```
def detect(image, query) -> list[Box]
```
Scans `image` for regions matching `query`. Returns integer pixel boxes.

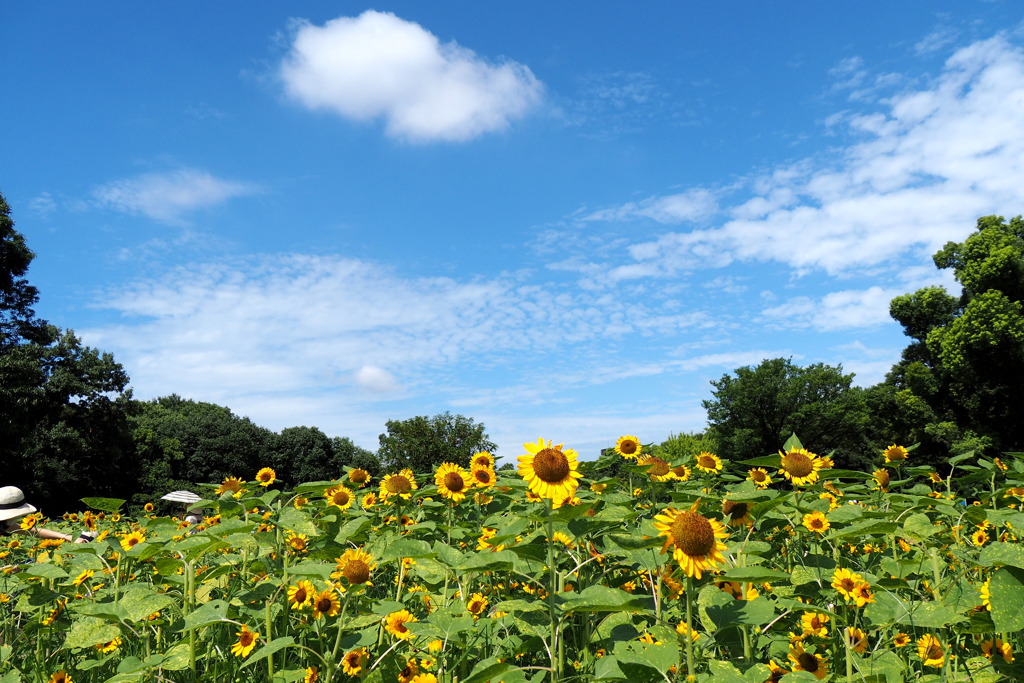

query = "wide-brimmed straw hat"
[160,490,203,504]
[0,486,37,522]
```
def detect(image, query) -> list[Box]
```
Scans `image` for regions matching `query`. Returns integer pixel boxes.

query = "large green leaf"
[62,616,121,650]
[979,541,1024,569]
[121,585,177,623]
[80,497,125,513]
[990,566,1024,632]
[719,567,793,583]
[181,599,231,631]
[241,636,295,668]
[561,585,652,614]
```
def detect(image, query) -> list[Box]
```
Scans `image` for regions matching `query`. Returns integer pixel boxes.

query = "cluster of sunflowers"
[1,436,1023,682]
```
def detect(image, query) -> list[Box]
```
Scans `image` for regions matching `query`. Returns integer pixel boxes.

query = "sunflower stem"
[545,500,561,683]
[685,575,695,678]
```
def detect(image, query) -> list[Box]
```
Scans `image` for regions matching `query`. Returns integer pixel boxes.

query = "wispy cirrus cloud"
[278,10,543,142]
[92,168,259,225]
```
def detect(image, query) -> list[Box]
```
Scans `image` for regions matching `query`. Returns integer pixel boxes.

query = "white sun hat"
[0,486,37,522]
[160,490,203,504]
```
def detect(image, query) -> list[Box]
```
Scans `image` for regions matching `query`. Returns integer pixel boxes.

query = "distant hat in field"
[0,486,37,522]
[160,490,203,504]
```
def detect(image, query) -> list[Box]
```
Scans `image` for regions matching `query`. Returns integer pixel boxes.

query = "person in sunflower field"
[0,486,92,543]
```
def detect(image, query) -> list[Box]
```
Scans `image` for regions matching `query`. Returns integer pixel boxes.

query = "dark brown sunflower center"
[444,472,465,492]
[385,476,412,493]
[474,470,492,483]
[782,452,813,477]
[645,457,670,476]
[333,490,351,505]
[798,652,818,672]
[751,470,767,482]
[343,560,370,584]
[294,587,308,602]
[619,440,638,455]
[724,501,748,519]
[669,511,715,556]
[533,448,570,483]
[926,643,942,659]
[839,578,856,592]
[876,470,890,486]
[240,631,254,646]
[698,455,717,469]
[316,597,333,612]
[350,470,368,483]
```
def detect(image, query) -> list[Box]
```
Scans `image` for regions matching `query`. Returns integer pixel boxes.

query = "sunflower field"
[2,435,1024,683]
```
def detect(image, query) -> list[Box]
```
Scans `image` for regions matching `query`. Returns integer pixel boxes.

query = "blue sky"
[4,3,1024,462]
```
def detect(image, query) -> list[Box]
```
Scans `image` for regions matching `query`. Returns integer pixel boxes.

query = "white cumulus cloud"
[279,10,543,142]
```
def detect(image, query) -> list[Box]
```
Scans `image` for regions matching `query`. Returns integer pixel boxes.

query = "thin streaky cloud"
[92,168,259,225]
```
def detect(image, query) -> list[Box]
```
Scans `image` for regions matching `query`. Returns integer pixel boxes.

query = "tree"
[0,191,137,514]
[269,427,377,485]
[377,412,496,472]
[703,358,872,470]
[869,215,1024,460]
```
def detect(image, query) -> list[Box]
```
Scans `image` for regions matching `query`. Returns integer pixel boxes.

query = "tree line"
[4,189,1024,512]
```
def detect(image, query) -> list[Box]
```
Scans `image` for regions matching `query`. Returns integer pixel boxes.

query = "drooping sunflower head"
[518,438,582,502]
[671,464,691,481]
[917,634,945,667]
[335,548,376,585]
[255,468,276,487]
[695,452,723,474]
[722,499,753,527]
[615,435,642,459]
[217,476,245,495]
[640,456,673,481]
[653,502,729,579]
[873,468,891,491]
[883,444,908,463]
[779,448,822,486]
[380,471,418,500]
[435,463,472,502]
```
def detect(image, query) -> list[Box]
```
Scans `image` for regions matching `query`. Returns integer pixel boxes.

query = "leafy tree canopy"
[703,357,871,470]
[377,412,496,472]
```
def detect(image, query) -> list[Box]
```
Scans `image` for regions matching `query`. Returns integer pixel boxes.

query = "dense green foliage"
[377,412,497,471]
[868,215,1024,464]
[703,358,872,470]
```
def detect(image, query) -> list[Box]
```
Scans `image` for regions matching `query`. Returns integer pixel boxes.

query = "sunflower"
[286,531,309,554]
[981,638,1014,663]
[801,511,830,534]
[873,468,891,491]
[722,500,753,527]
[640,456,675,482]
[435,463,473,502]
[892,632,910,647]
[408,674,438,683]
[653,501,729,579]
[303,666,319,683]
[972,529,989,546]
[20,513,40,531]
[311,589,341,619]
[231,625,259,657]
[883,444,908,463]
[766,660,788,683]
[324,484,354,510]
[380,470,418,501]
[361,492,378,509]
[778,448,823,486]
[615,435,642,459]
[119,531,146,552]
[216,476,245,495]
[255,467,276,487]
[466,592,489,618]
[819,492,840,511]
[48,673,72,683]
[287,580,315,610]
[348,468,371,486]
[851,581,875,607]
[143,503,155,513]
[800,611,829,638]
[518,438,583,504]
[676,621,700,642]
[384,609,418,640]
[928,471,942,484]
[670,464,691,481]
[470,451,495,469]
[397,659,421,683]
[471,466,496,489]
[845,627,868,654]
[788,642,828,680]
[95,637,122,653]
[334,548,375,586]
[341,648,369,676]
[747,468,772,488]
[831,568,863,601]
[917,634,945,667]
[695,452,723,474]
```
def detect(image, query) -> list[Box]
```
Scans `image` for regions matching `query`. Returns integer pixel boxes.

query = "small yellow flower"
[341,648,369,676]
[119,531,146,552]
[695,451,722,474]
[801,511,830,534]
[747,467,772,488]
[287,580,315,610]
[255,467,276,487]
[917,633,945,667]
[614,435,642,459]
[883,444,908,463]
[384,609,418,639]
[231,625,259,657]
